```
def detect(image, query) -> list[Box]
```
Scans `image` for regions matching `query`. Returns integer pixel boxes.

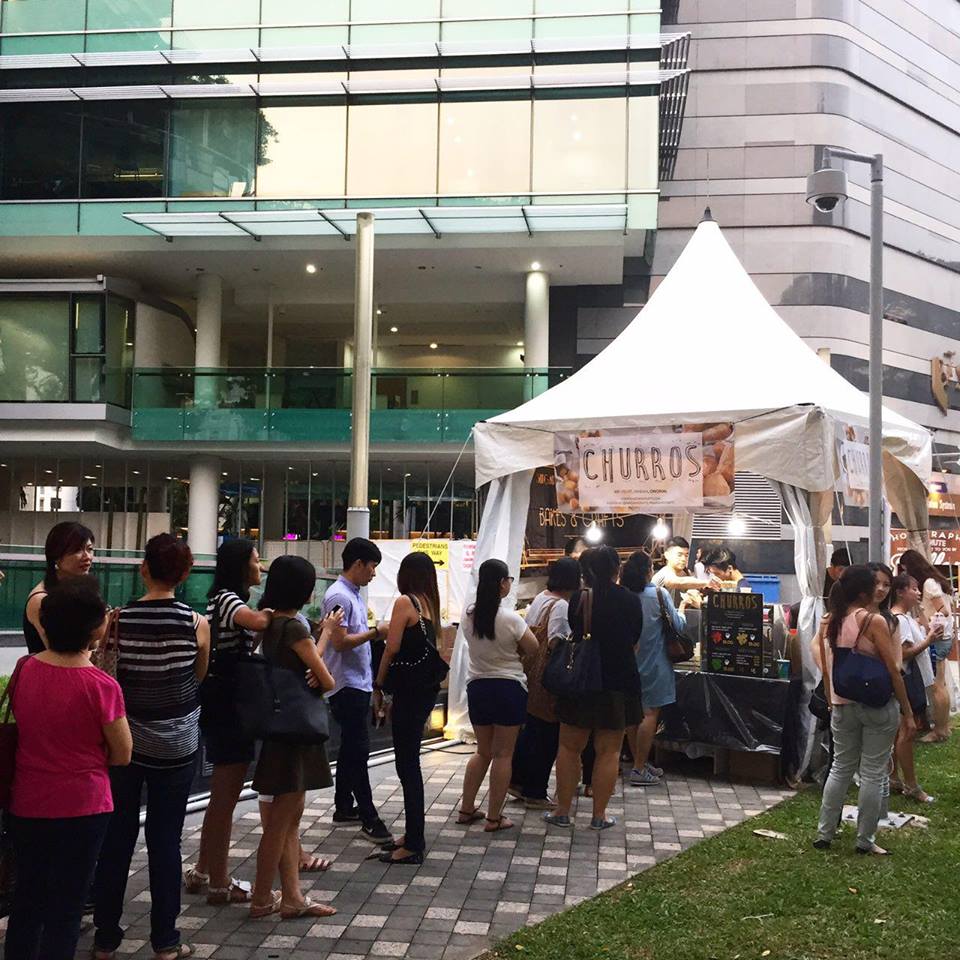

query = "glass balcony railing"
[131,367,569,443]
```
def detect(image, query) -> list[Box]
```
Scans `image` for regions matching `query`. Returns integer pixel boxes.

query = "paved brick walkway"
[75,744,791,960]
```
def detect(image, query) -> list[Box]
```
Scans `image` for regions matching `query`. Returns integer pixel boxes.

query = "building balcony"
[131,367,569,444]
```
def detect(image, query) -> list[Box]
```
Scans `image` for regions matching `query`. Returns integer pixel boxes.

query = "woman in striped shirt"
[92,534,210,960]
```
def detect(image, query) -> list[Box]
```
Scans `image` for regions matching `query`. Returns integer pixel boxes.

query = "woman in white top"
[458,559,538,832]
[890,573,941,803]
[899,549,953,742]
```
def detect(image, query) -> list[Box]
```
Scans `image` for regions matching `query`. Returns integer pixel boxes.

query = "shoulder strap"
[407,594,430,639]
[208,593,221,654]
[854,610,874,650]
[581,588,593,638]
[1,655,31,724]
[535,597,561,629]
[817,617,833,709]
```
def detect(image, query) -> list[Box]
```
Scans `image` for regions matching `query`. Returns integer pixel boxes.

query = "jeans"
[391,686,437,853]
[817,700,900,850]
[329,687,378,825]
[93,757,196,953]
[511,715,560,799]
[5,812,109,960]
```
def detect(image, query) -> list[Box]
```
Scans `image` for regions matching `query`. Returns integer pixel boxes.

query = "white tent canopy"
[474,217,930,491]
[446,217,932,751]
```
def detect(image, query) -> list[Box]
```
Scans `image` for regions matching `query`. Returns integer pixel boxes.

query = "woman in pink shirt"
[4,577,132,960]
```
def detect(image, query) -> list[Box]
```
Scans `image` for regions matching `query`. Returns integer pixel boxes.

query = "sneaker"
[644,761,664,778]
[523,796,556,810]
[543,812,571,828]
[629,767,662,787]
[332,808,361,824]
[360,821,394,845]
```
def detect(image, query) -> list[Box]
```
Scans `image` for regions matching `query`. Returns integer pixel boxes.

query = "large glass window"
[82,103,167,199]
[628,95,659,190]
[0,298,69,402]
[260,0,349,47]
[0,0,84,54]
[104,295,135,407]
[169,103,257,197]
[86,0,172,30]
[171,0,259,27]
[347,101,438,197]
[349,0,440,43]
[440,0,533,42]
[439,98,531,195]
[0,105,82,200]
[532,94,627,193]
[256,104,347,197]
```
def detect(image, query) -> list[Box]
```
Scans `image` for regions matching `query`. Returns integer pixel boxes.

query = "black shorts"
[467,678,528,727]
[203,725,256,767]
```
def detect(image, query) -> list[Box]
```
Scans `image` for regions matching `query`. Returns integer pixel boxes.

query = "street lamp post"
[807,149,884,562]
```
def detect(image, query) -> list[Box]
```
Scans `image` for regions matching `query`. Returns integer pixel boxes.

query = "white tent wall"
[445,469,533,741]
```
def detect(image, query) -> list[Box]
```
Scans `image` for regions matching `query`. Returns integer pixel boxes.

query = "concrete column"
[195,274,223,408]
[524,270,550,369]
[187,455,220,557]
[347,212,375,544]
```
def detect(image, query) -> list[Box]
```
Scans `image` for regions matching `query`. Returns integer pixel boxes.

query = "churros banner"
[553,423,735,515]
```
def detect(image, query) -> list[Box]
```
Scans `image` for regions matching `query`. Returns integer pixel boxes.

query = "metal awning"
[123,204,630,240]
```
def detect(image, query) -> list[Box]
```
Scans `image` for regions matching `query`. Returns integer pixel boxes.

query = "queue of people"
[7,520,956,956]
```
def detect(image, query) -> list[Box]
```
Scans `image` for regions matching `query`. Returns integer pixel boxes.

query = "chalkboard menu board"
[704,592,771,678]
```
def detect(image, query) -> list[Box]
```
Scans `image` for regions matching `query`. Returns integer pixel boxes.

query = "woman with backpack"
[621,551,685,787]
[813,565,915,855]
[544,545,644,831]
[508,557,581,808]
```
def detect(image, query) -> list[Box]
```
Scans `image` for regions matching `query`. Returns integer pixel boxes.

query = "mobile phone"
[331,604,344,617]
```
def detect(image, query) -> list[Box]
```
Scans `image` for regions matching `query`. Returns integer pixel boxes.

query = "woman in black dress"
[373,552,445,865]
[248,556,345,919]
[544,545,644,831]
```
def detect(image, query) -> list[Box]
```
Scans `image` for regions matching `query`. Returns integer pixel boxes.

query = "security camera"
[806,167,848,214]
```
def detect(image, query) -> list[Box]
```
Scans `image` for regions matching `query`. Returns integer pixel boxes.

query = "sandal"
[249,891,282,919]
[543,812,571,828]
[208,878,252,905]
[299,855,332,872]
[484,816,514,833]
[182,867,209,895]
[457,808,484,825]
[280,896,338,919]
[903,785,936,804]
[888,778,903,795]
[153,946,193,960]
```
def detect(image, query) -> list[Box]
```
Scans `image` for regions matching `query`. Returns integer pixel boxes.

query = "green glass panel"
[629,12,659,32]
[440,18,531,41]
[0,104,81,200]
[104,295,135,406]
[349,0,440,43]
[0,296,70,401]
[268,409,351,442]
[74,296,103,354]
[442,409,494,443]
[630,0,659,8]
[535,15,628,37]
[626,192,658,229]
[132,408,186,440]
[1,33,84,53]
[370,409,442,443]
[259,26,348,45]
[79,201,166,235]
[172,28,259,48]
[73,356,104,402]
[2,0,84,33]
[166,200,256,211]
[85,31,172,52]
[82,103,166,198]
[184,409,269,441]
[87,0,172,29]
[172,0,259,27]
[0,203,78,235]
[169,104,257,197]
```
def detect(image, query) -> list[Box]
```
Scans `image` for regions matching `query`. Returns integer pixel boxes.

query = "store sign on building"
[553,424,735,515]
[931,353,960,414]
[927,472,960,518]
[891,528,960,566]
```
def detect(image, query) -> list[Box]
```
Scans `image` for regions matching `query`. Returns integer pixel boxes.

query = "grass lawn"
[485,731,960,960]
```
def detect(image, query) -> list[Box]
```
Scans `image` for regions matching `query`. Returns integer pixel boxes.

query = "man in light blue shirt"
[322,538,391,844]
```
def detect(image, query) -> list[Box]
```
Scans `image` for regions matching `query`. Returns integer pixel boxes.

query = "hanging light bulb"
[585,521,603,544]
[728,515,747,537]
[651,519,670,541]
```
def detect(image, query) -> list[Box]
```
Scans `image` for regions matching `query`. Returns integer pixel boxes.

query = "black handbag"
[832,613,894,708]
[383,596,449,694]
[903,660,927,715]
[656,587,694,663]
[542,589,604,697]
[234,619,330,745]
[199,594,238,733]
